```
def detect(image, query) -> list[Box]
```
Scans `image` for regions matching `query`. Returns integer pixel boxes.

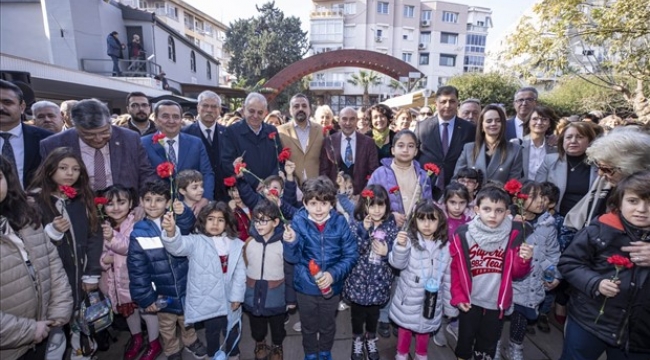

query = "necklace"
[567,158,585,172]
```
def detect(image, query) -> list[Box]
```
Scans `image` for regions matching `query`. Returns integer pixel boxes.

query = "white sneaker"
[292,321,301,332]
[338,301,350,311]
[446,321,459,342]
[433,329,447,347]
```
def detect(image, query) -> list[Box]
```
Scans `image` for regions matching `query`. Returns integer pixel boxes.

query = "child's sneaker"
[168,349,183,360]
[255,341,270,360]
[292,321,301,332]
[446,321,459,342]
[377,322,390,338]
[526,324,536,335]
[504,341,524,360]
[139,338,162,360]
[123,333,145,360]
[338,301,350,311]
[284,313,290,325]
[395,353,408,360]
[185,339,207,358]
[537,314,551,333]
[269,345,283,360]
[365,335,380,360]
[414,354,428,360]
[318,351,332,360]
[433,329,447,347]
[304,353,318,360]
[351,336,364,360]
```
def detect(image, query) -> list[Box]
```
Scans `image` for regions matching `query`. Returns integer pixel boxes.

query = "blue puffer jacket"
[283,208,358,296]
[368,158,433,214]
[127,219,189,314]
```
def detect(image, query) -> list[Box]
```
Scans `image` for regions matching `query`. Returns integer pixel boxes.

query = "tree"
[445,72,521,116]
[502,0,650,123]
[347,70,383,106]
[388,78,425,94]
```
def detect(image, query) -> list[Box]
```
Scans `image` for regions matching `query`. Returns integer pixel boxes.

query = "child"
[98,185,161,360]
[558,171,650,360]
[505,181,559,360]
[343,184,398,360]
[226,179,251,241]
[455,167,480,217]
[244,200,296,360]
[127,181,207,360]
[176,169,204,209]
[450,187,533,360]
[389,199,453,360]
[283,176,359,360]
[160,201,246,359]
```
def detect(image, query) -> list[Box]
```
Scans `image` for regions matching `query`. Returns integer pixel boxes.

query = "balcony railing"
[81,58,162,79]
[310,8,344,18]
[309,81,344,90]
[466,24,489,32]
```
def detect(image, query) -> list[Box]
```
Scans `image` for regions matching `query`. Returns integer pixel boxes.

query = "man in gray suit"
[40,99,156,194]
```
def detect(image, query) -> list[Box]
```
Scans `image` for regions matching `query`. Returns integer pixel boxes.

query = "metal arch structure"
[262,49,424,102]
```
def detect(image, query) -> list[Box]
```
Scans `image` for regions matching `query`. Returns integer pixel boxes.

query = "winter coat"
[230,202,251,241]
[106,34,122,58]
[243,225,296,316]
[161,227,246,325]
[283,208,359,296]
[1,224,73,360]
[343,216,398,306]
[512,213,560,309]
[99,214,136,311]
[235,177,298,221]
[389,234,454,333]
[368,158,433,214]
[449,222,531,317]
[127,219,189,314]
[559,213,650,352]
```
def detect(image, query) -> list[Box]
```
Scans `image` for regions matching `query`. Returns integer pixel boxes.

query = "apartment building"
[309,0,491,112]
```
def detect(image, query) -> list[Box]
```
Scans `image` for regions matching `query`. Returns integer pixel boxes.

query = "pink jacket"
[449,225,531,317]
[99,214,136,311]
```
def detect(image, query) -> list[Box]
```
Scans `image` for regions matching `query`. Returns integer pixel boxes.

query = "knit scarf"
[372,127,390,148]
[466,215,512,252]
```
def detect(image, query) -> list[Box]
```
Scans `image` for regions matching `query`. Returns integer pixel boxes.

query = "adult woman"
[357,107,371,134]
[522,105,558,180]
[393,109,413,131]
[264,112,284,127]
[365,104,396,161]
[453,104,523,185]
[315,105,339,134]
[0,156,73,360]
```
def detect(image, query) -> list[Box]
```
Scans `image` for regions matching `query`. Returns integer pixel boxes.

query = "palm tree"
[347,70,383,106]
[388,78,426,93]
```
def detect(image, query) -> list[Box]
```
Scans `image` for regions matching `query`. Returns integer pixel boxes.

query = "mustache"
[295,111,307,120]
[0,110,11,117]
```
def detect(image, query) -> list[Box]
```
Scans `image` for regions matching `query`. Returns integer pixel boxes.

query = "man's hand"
[396,231,408,246]
[162,212,176,236]
[34,320,53,344]
[52,216,71,233]
[172,200,185,215]
[192,198,209,216]
[283,224,296,243]
[101,222,113,241]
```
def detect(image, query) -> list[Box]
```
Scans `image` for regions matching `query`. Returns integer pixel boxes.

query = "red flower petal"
[268,132,277,140]
[278,147,292,162]
[504,179,523,195]
[156,161,174,179]
[152,133,165,144]
[423,163,441,176]
[94,197,109,206]
[322,125,333,136]
[268,188,279,197]
[361,189,375,199]
[59,185,78,199]
[223,176,236,187]
[607,254,634,269]
[389,186,400,194]
[234,162,247,176]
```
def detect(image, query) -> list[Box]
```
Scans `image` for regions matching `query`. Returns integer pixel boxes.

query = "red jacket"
[449,223,531,317]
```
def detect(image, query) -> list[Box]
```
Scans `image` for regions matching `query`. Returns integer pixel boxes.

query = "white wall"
[0,2,50,62]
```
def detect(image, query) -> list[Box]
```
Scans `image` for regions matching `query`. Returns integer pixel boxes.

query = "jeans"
[559,316,647,360]
[455,305,503,360]
[249,313,286,346]
[109,55,121,76]
[297,293,340,355]
[204,315,240,357]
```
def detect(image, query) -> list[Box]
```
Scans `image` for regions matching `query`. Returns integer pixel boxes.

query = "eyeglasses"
[253,218,271,225]
[515,98,537,104]
[420,112,433,116]
[594,162,619,175]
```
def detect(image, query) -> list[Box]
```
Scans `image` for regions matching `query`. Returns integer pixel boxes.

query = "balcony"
[467,24,489,33]
[309,80,344,91]
[310,8,344,18]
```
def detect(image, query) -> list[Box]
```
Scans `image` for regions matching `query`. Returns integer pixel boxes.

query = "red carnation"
[504,179,523,196]
[278,147,292,163]
[361,189,375,200]
[423,163,440,177]
[517,193,529,200]
[234,162,247,176]
[268,188,280,197]
[94,197,109,206]
[322,125,333,136]
[607,254,634,269]
[59,185,78,200]
[156,161,174,179]
[389,186,400,194]
[224,176,236,187]
[152,133,166,145]
[268,132,277,140]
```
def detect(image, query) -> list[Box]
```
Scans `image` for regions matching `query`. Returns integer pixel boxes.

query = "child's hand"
[513,214,524,222]
[363,215,373,230]
[233,157,244,178]
[231,302,241,310]
[336,171,345,190]
[458,303,471,312]
[102,255,114,265]
[284,160,296,180]
[278,170,286,181]
[519,243,533,260]
[317,271,333,289]
[283,224,296,243]
[372,239,388,256]
[52,216,71,233]
[598,279,620,298]
[544,278,560,291]
[396,231,408,246]
[145,303,159,313]
[172,200,184,215]
[101,222,113,241]
[161,212,176,236]
[393,212,406,228]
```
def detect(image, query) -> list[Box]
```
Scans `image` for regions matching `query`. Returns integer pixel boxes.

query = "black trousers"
[350,303,381,336]
[18,341,47,360]
[297,293,340,355]
[249,313,286,346]
[203,315,240,357]
[455,305,504,360]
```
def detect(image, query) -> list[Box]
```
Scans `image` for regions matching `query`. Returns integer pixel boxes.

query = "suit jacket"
[505,118,518,141]
[454,142,524,185]
[40,126,155,193]
[319,131,379,194]
[534,153,598,206]
[521,139,557,180]
[182,122,226,201]
[22,124,53,188]
[278,121,324,185]
[414,116,475,192]
[141,132,215,200]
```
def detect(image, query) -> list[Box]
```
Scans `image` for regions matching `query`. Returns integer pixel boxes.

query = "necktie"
[205,129,213,146]
[0,133,17,174]
[438,123,450,189]
[344,137,353,167]
[167,139,177,164]
[94,149,107,190]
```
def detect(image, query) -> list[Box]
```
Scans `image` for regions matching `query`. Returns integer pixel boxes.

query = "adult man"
[182,91,226,201]
[277,94,323,184]
[122,91,156,135]
[415,86,475,198]
[40,98,156,193]
[0,80,53,188]
[418,106,434,121]
[506,87,538,141]
[221,92,279,188]
[459,98,481,125]
[142,100,214,208]
[31,101,64,133]
[60,100,78,130]
[319,107,378,194]
[106,31,124,76]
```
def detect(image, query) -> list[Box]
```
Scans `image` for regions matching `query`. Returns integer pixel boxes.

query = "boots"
[140,338,162,360]
[365,334,380,360]
[414,354,428,360]
[504,341,524,360]
[351,336,364,360]
[255,341,270,360]
[123,333,145,360]
[395,353,408,360]
[269,345,283,360]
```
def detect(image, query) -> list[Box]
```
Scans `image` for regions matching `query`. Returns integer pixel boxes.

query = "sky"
[186,0,538,48]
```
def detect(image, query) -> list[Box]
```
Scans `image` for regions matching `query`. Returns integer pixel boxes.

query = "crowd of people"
[1,77,650,360]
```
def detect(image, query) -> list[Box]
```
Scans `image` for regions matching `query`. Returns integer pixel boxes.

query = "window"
[442,11,458,23]
[311,19,344,42]
[439,54,456,67]
[190,51,196,72]
[402,29,414,41]
[465,34,486,53]
[377,2,389,14]
[477,20,485,26]
[421,10,432,21]
[403,5,415,18]
[206,61,211,79]
[463,55,485,72]
[419,53,430,65]
[419,31,431,44]
[184,14,194,30]
[167,36,176,62]
[402,53,412,63]
[440,32,458,45]
[344,3,356,14]
[195,20,204,32]
[376,29,383,38]
[166,5,178,20]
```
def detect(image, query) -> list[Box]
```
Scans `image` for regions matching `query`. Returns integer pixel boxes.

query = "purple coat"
[368,158,433,214]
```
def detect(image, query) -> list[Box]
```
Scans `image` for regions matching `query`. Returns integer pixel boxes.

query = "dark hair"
[455,167,480,181]
[0,155,40,229]
[524,105,558,137]
[607,170,650,214]
[475,186,511,208]
[436,85,459,99]
[515,87,539,100]
[252,198,282,221]
[443,182,471,204]
[354,184,391,221]
[99,184,137,226]
[391,129,418,147]
[515,180,542,213]
[263,175,284,190]
[302,176,337,207]
[474,104,508,165]
[557,122,598,159]
[71,98,111,129]
[408,199,448,246]
[540,181,560,205]
[153,100,182,118]
[176,169,203,190]
[0,79,24,104]
[341,173,353,183]
[290,93,309,102]
[126,91,149,105]
[365,104,394,126]
[139,180,172,200]
[195,201,238,237]
[28,147,98,232]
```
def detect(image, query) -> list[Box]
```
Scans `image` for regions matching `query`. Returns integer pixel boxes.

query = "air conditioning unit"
[375,36,382,43]
[421,20,431,27]
[418,43,427,49]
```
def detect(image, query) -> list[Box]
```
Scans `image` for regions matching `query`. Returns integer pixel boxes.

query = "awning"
[381,89,435,109]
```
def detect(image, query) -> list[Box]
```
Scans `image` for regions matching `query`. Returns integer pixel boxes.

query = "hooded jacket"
[99,214,136,311]
[368,158,433,214]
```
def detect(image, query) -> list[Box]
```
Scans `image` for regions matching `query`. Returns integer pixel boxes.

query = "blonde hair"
[586,131,650,177]
[314,105,334,120]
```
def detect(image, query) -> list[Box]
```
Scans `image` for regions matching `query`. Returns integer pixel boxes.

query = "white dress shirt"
[340,131,357,164]
[293,121,311,152]
[514,117,525,140]
[164,134,180,159]
[0,124,25,186]
[198,121,217,143]
[528,139,547,180]
[79,138,112,189]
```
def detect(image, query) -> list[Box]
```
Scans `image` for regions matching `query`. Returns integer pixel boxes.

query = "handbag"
[212,317,242,360]
[76,291,113,335]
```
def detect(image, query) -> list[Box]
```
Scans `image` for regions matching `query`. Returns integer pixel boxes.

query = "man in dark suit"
[506,87,538,141]
[181,90,226,201]
[40,98,156,193]
[0,80,53,188]
[319,106,379,194]
[415,85,475,198]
